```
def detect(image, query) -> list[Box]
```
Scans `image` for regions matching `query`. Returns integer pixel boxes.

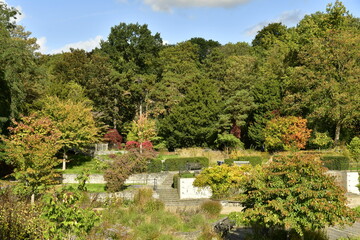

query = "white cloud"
[0,0,25,23]
[36,37,48,53]
[143,0,250,12]
[49,35,103,54]
[245,10,303,36]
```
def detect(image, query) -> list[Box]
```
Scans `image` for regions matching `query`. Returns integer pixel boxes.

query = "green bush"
[224,159,234,165]
[173,174,179,189]
[237,156,263,166]
[147,159,163,173]
[144,200,165,213]
[164,157,209,171]
[224,156,262,166]
[200,200,222,217]
[321,155,350,170]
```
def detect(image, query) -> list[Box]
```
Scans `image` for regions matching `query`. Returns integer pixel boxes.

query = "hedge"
[173,174,179,189]
[147,159,163,173]
[321,155,350,170]
[164,157,209,171]
[224,156,263,166]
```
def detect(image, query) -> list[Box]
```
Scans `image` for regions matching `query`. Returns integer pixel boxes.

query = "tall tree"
[2,114,62,203]
[39,96,99,170]
[285,1,360,145]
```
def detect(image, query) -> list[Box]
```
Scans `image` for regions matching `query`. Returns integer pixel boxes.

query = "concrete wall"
[346,172,360,194]
[327,171,360,194]
[62,172,168,186]
[62,174,106,184]
[178,178,212,199]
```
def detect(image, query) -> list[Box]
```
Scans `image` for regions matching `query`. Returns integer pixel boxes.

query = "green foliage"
[348,136,360,162]
[194,164,250,199]
[173,174,179,189]
[238,154,355,237]
[75,169,90,191]
[0,188,50,240]
[264,116,312,152]
[309,131,334,149]
[41,188,99,239]
[39,96,99,169]
[163,157,209,171]
[200,200,222,217]
[147,158,162,173]
[2,114,62,200]
[215,133,244,152]
[321,155,350,170]
[224,156,263,166]
[105,150,157,192]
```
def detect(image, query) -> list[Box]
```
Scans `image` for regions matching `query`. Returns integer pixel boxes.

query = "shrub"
[237,156,263,166]
[141,141,153,150]
[125,141,140,150]
[164,157,209,171]
[103,129,123,149]
[144,199,165,213]
[321,155,350,170]
[147,159,162,173]
[0,188,49,240]
[224,159,234,165]
[134,188,153,207]
[200,200,222,217]
[173,174,179,189]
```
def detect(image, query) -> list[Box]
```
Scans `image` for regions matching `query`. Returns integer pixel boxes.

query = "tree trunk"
[334,122,341,146]
[140,142,143,154]
[62,151,67,170]
[31,193,35,205]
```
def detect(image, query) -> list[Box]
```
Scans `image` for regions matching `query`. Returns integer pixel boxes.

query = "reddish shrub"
[141,141,153,150]
[125,141,140,150]
[103,129,123,149]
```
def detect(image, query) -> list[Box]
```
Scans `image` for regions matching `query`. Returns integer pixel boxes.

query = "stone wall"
[178,178,212,199]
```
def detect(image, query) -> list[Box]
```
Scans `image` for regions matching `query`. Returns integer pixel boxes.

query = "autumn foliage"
[103,128,123,149]
[264,116,312,151]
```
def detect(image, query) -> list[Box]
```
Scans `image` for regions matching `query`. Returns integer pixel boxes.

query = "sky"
[2,0,360,54]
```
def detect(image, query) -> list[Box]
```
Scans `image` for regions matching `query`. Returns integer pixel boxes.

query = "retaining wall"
[178,178,212,199]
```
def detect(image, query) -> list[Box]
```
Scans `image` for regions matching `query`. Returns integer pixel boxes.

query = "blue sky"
[2,0,359,54]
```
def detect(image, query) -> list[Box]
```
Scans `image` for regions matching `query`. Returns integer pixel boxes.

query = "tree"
[39,96,99,170]
[104,150,156,192]
[284,1,360,145]
[348,136,360,162]
[127,114,157,153]
[215,133,244,154]
[236,154,355,237]
[193,164,250,199]
[158,77,221,150]
[264,116,312,152]
[2,114,62,203]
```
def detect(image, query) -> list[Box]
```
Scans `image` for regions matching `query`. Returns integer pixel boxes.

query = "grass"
[60,155,108,174]
[64,183,107,192]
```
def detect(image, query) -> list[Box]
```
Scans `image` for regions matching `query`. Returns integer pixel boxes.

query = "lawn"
[60,154,108,174]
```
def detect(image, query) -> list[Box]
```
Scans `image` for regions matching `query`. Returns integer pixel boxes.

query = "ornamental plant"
[235,154,355,237]
[264,116,312,152]
[193,164,251,199]
[103,129,123,149]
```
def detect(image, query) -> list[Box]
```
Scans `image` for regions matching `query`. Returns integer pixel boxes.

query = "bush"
[134,188,153,207]
[173,174,179,189]
[164,157,209,171]
[144,200,165,213]
[224,156,263,166]
[200,200,222,217]
[224,159,234,165]
[237,156,263,166]
[321,155,350,170]
[147,159,162,173]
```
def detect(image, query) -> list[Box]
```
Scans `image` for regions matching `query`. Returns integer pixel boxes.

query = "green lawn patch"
[59,154,108,174]
[64,183,106,193]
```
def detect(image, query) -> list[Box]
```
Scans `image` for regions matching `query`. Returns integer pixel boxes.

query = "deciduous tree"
[2,114,62,203]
